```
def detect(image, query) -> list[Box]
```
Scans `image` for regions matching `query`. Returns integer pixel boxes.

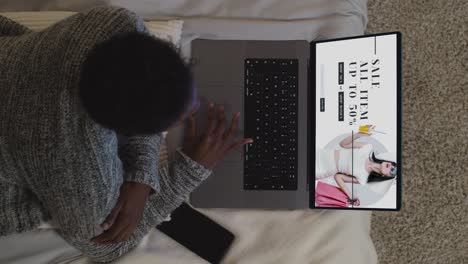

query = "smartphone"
[156,202,235,264]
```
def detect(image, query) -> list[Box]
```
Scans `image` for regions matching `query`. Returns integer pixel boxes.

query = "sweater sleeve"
[59,149,211,262]
[117,134,161,192]
[0,15,32,36]
[0,182,47,237]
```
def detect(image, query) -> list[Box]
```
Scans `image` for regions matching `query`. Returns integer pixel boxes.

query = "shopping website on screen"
[314,34,398,209]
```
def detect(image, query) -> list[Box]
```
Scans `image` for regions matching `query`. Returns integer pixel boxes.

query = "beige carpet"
[366,1,468,263]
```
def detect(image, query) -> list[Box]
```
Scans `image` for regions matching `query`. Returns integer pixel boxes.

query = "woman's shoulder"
[79,6,147,35]
[39,6,146,43]
[0,15,33,36]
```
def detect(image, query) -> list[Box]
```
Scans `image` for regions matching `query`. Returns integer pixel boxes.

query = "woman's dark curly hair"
[367,152,397,183]
[79,31,194,135]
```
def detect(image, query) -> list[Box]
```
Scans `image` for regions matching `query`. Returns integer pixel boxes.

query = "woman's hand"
[183,102,253,170]
[91,182,151,244]
[348,198,360,206]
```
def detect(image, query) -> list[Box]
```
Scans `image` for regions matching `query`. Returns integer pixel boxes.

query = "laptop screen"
[312,32,401,210]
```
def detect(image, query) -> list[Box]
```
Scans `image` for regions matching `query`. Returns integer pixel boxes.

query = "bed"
[0,1,376,263]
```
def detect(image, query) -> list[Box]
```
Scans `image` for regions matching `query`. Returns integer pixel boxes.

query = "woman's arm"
[66,103,248,262]
[341,174,360,184]
[339,132,370,149]
[59,152,211,263]
[334,173,359,199]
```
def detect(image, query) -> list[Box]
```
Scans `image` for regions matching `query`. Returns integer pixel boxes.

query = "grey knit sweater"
[0,6,211,262]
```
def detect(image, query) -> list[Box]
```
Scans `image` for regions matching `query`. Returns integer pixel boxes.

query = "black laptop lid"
[308,32,402,211]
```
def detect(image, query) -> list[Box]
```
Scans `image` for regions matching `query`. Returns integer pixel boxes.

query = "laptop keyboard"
[243,58,299,190]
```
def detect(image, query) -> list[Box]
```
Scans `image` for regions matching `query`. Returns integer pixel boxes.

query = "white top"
[337,144,373,184]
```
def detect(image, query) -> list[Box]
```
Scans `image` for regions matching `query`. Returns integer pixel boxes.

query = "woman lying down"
[0,6,252,262]
[316,125,397,206]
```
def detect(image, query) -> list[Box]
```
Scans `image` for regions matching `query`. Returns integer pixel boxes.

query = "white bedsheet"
[0,210,376,264]
[0,1,375,263]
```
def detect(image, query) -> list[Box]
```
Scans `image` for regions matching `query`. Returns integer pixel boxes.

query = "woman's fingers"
[101,200,123,230]
[225,138,253,155]
[223,112,240,142]
[213,106,226,140]
[184,115,196,146]
[92,215,129,243]
[102,222,131,243]
[205,102,216,135]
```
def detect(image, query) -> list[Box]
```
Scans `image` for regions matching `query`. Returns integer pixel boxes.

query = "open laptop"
[190,32,402,210]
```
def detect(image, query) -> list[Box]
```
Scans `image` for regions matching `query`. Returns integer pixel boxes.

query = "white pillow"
[0,11,183,45]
